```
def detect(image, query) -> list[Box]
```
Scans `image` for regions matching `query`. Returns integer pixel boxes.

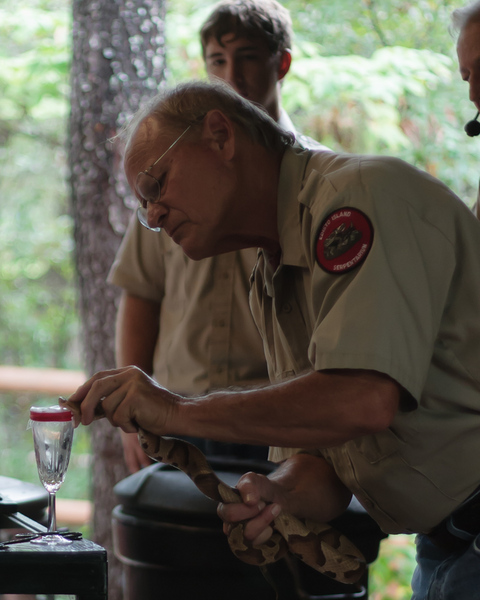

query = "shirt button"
[282,303,292,313]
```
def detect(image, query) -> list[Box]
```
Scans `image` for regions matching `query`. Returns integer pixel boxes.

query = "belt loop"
[446,517,476,542]
[428,485,480,551]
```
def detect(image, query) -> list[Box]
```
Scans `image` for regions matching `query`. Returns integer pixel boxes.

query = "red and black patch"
[316,208,373,274]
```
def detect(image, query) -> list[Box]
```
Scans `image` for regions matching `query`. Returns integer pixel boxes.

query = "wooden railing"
[0,365,92,527]
[0,365,86,395]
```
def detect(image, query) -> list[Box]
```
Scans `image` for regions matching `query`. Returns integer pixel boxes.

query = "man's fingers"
[80,379,121,425]
[69,367,143,426]
[244,503,281,542]
[217,470,284,546]
[236,472,276,505]
[252,525,274,547]
[218,500,281,547]
[217,500,265,524]
[68,367,127,402]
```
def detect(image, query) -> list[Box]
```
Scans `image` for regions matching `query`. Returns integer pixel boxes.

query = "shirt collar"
[275,146,312,268]
[278,109,297,135]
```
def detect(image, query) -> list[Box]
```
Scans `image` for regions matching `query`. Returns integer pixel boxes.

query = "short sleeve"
[306,160,457,402]
[108,214,167,302]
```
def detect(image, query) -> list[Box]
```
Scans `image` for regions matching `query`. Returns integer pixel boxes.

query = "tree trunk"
[69,2,166,598]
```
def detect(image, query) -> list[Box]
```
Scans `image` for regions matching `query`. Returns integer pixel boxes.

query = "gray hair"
[120,80,294,153]
[451,1,480,36]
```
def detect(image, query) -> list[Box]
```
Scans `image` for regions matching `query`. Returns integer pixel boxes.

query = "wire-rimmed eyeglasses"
[135,124,192,232]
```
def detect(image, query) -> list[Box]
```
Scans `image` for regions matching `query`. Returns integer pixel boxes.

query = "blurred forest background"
[1,0,478,376]
[0,0,478,598]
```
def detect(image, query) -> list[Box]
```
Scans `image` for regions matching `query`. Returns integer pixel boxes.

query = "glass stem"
[47,492,57,533]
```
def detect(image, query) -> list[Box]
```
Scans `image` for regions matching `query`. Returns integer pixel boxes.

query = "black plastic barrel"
[0,475,48,530]
[112,459,385,600]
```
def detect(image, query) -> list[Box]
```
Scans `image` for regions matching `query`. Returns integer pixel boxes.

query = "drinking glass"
[29,405,74,545]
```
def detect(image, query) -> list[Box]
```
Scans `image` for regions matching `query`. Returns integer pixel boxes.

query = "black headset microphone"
[465,111,480,136]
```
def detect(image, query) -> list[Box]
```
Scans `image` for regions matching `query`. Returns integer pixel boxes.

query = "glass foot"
[30,533,73,546]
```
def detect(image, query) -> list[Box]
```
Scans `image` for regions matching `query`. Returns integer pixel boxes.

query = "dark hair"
[200,0,293,57]
[120,80,294,153]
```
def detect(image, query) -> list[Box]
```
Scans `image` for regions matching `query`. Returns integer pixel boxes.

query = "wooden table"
[1,476,107,599]
[0,537,108,599]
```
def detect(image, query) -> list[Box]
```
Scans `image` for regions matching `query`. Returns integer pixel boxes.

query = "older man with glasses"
[70,79,480,600]
[108,0,327,474]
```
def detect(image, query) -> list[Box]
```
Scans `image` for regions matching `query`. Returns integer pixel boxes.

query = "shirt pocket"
[350,428,403,463]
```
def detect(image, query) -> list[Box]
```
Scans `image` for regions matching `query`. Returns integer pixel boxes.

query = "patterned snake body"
[137,428,365,584]
[60,398,365,584]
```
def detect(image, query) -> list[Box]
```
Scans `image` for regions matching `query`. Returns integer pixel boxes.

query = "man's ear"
[278,49,292,81]
[202,109,235,159]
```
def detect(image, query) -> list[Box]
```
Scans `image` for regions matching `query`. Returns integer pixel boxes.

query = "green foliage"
[0,0,79,368]
[281,41,478,202]
[282,45,452,149]
[0,0,70,130]
[164,0,210,82]
[1,0,478,367]
[287,0,459,56]
[164,0,479,206]
[0,3,478,595]
[370,535,417,600]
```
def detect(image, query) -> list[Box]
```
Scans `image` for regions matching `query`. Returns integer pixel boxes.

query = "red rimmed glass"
[29,405,74,545]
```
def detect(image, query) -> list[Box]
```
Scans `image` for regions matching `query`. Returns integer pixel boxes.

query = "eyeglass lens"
[135,172,161,206]
[136,206,161,232]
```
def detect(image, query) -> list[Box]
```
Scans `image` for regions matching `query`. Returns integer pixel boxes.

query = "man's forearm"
[173,369,401,449]
[69,366,401,451]
[115,292,160,374]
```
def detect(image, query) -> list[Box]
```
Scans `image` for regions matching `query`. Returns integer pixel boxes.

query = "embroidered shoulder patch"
[316,207,373,274]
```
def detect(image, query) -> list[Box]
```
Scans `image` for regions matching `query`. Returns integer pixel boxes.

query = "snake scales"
[60,397,365,584]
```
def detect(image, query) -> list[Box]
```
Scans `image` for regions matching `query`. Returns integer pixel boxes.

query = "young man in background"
[109,0,327,471]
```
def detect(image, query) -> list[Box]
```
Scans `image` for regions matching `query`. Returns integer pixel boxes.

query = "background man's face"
[204,33,283,119]
[457,20,480,111]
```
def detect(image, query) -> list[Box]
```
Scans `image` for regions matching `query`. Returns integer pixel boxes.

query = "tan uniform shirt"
[250,146,480,535]
[108,221,268,395]
[108,112,326,396]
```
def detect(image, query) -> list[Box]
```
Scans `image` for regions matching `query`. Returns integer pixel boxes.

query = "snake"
[60,397,365,584]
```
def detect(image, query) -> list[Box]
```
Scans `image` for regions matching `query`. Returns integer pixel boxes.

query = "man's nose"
[225,60,243,89]
[147,202,167,229]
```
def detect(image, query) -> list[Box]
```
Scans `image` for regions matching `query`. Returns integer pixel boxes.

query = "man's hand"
[217,472,284,546]
[217,453,352,547]
[66,365,179,435]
